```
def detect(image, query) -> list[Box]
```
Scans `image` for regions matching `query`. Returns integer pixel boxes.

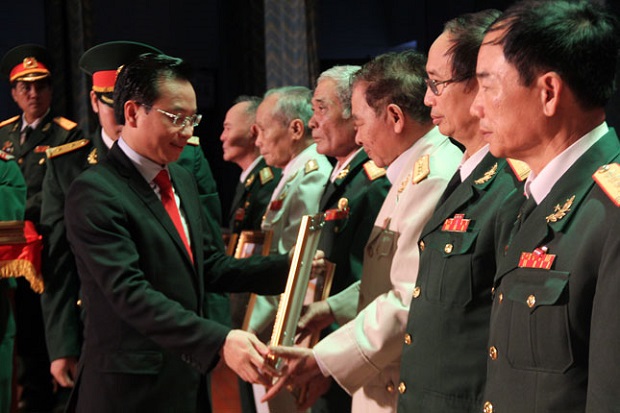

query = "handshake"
[219,299,336,410]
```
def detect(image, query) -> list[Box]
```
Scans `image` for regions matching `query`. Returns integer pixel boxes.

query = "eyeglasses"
[425,78,461,96]
[141,104,202,129]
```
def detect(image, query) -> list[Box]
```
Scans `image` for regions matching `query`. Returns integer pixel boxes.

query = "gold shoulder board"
[259,166,275,185]
[0,149,15,161]
[187,136,200,146]
[593,163,620,207]
[0,115,20,129]
[46,139,90,159]
[305,159,319,175]
[53,116,78,130]
[363,160,386,181]
[507,158,531,182]
[412,154,430,184]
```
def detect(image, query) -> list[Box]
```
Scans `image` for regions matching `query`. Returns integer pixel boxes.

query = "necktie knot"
[154,170,173,193]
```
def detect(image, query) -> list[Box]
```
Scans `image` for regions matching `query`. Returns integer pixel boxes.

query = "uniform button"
[419,240,425,251]
[491,287,495,295]
[412,286,421,299]
[386,382,395,393]
[498,292,504,303]
[39,157,45,165]
[489,346,498,360]
[18,158,23,165]
[527,294,536,308]
[398,381,406,394]
[444,243,453,254]
[76,299,82,307]
[483,401,493,413]
[404,333,412,345]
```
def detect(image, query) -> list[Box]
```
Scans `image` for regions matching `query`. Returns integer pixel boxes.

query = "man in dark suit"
[0,44,84,412]
[221,96,281,236]
[397,10,528,413]
[40,41,225,393]
[470,1,620,411]
[64,53,289,412]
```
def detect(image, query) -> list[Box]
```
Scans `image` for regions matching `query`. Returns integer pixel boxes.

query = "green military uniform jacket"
[483,128,620,413]
[318,149,390,298]
[397,153,524,412]
[0,152,25,413]
[227,157,280,234]
[0,112,83,222]
[40,133,225,362]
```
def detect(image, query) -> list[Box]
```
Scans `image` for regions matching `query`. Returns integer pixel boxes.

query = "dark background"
[1,0,618,215]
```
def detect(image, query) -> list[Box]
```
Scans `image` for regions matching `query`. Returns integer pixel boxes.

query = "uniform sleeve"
[40,158,83,360]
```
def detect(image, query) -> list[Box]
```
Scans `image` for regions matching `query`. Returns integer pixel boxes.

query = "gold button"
[419,240,425,251]
[386,382,395,393]
[18,158,23,165]
[527,294,536,308]
[489,346,498,360]
[498,292,503,303]
[483,401,493,413]
[491,287,495,295]
[412,286,421,299]
[404,333,412,345]
[444,243,453,254]
[398,381,406,394]
[39,157,45,165]
[76,299,82,307]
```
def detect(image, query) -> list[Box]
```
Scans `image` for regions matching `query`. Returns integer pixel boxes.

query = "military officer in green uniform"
[0,43,83,411]
[221,96,281,236]
[301,65,391,411]
[0,151,26,413]
[39,42,227,394]
[470,1,620,412]
[397,11,528,413]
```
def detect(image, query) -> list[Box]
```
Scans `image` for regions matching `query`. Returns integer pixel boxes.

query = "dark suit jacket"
[484,128,620,412]
[64,143,287,412]
[397,154,523,413]
[41,133,226,361]
[227,157,281,233]
[318,149,390,297]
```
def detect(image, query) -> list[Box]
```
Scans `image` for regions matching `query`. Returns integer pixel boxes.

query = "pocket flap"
[504,270,569,311]
[99,351,163,374]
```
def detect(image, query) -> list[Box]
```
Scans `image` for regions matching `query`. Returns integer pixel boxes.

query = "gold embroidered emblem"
[245,174,255,189]
[23,57,38,69]
[545,195,575,223]
[412,154,430,184]
[398,173,411,194]
[287,171,298,182]
[42,123,51,132]
[336,165,350,180]
[87,148,98,165]
[474,163,498,185]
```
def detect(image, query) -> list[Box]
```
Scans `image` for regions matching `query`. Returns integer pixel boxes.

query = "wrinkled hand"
[261,346,328,408]
[295,300,335,344]
[221,329,271,386]
[51,356,78,388]
[310,249,325,279]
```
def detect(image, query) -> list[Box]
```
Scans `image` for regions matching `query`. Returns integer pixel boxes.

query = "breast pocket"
[502,269,573,372]
[421,230,478,307]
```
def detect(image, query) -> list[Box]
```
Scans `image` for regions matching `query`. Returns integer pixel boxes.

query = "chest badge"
[442,213,470,232]
[518,246,556,270]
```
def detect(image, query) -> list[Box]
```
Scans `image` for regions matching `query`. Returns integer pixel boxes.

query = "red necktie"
[153,170,194,262]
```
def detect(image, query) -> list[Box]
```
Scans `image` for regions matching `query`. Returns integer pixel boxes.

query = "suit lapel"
[495,130,620,282]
